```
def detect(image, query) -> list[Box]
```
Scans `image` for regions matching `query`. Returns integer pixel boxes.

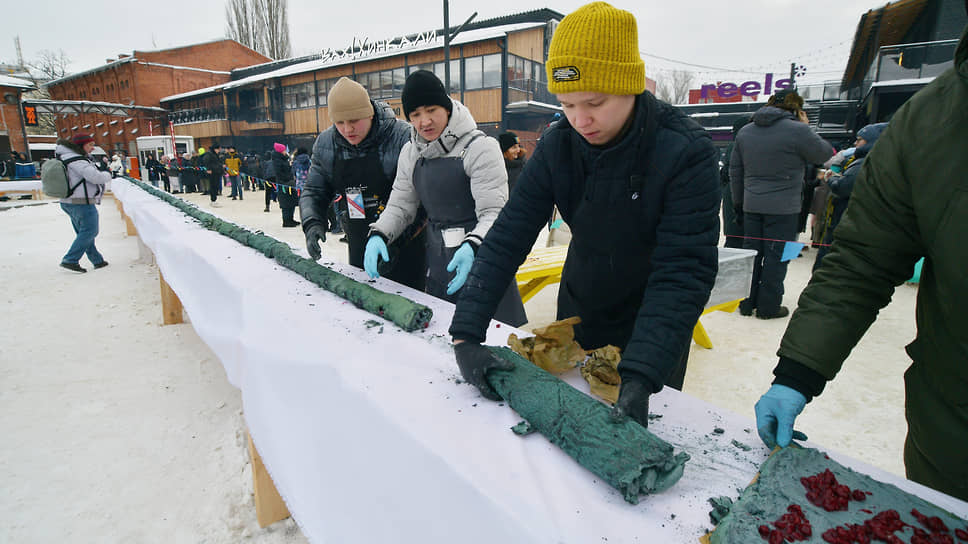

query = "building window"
[464,54,501,90]
[464,57,483,90]
[392,67,406,96]
[482,54,501,88]
[283,81,316,110]
[317,78,330,106]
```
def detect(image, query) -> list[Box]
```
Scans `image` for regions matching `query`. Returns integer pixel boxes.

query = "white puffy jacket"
[369,99,508,247]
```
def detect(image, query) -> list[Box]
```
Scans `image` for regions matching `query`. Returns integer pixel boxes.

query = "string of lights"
[640,38,854,82]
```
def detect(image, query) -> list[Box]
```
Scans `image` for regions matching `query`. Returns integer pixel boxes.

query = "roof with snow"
[0,74,35,89]
[162,21,549,103]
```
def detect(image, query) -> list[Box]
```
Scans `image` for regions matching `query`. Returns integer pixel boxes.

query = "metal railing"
[227,104,284,124]
[170,108,226,125]
[860,39,958,97]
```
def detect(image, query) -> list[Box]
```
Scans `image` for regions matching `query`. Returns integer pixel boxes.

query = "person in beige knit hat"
[449,2,721,428]
[298,76,427,291]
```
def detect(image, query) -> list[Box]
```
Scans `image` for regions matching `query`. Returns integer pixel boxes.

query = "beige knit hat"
[328,77,375,123]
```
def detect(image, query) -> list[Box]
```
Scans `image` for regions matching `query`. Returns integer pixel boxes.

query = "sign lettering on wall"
[22,104,38,126]
[700,73,795,100]
[320,30,440,64]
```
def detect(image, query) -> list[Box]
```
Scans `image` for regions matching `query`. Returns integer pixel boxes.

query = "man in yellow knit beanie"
[450,1,721,428]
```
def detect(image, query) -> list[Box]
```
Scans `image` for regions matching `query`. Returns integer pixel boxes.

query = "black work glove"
[609,378,651,428]
[453,342,515,401]
[305,224,327,260]
[733,206,744,228]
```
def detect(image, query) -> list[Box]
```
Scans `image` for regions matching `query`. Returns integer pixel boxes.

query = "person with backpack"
[54,133,112,273]
[447,2,720,420]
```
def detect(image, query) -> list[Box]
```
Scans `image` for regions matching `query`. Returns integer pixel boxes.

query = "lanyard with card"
[345,187,366,219]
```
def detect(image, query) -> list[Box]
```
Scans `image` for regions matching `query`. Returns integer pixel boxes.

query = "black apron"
[557,128,657,353]
[411,138,527,327]
[332,151,426,291]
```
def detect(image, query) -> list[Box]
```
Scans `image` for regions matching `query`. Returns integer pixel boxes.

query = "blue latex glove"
[445,242,475,295]
[754,384,809,449]
[363,235,389,279]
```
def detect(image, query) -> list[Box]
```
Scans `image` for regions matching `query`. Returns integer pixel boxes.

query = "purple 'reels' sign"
[700,73,793,99]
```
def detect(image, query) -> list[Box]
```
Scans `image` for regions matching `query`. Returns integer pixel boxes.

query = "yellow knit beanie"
[546,2,645,96]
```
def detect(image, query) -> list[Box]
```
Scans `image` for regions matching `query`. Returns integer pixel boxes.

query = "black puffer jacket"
[270,151,291,183]
[271,151,297,209]
[203,148,224,178]
[450,91,721,392]
[299,100,410,231]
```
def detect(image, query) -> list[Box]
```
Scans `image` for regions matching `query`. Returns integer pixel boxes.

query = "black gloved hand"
[733,206,744,228]
[609,377,652,428]
[305,224,327,260]
[453,342,515,401]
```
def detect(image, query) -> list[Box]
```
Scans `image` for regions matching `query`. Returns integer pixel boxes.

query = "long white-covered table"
[111,179,968,543]
[0,180,43,200]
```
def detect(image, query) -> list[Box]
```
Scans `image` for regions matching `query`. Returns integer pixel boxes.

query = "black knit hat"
[498,132,519,153]
[401,70,452,120]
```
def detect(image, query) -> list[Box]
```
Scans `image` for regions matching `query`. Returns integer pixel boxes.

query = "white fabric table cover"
[112,179,968,543]
[0,180,42,192]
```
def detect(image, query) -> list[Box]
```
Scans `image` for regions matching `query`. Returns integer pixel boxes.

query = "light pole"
[443,1,476,92]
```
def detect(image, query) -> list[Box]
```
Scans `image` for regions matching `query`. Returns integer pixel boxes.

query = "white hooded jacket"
[369,99,508,248]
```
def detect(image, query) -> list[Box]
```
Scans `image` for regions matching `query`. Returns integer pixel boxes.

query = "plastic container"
[707,247,757,307]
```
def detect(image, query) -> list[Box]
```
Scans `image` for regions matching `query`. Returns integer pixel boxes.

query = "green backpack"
[41,156,85,198]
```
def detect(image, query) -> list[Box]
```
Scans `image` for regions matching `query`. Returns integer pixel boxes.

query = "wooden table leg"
[517,275,561,304]
[123,211,137,236]
[159,270,184,325]
[246,430,291,528]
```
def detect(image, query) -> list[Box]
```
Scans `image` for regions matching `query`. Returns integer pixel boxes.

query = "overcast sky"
[1,0,878,87]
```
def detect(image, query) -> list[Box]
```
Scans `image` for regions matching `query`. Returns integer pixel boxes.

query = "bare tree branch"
[226,0,262,53]
[226,0,291,60]
[24,49,72,133]
[655,69,695,104]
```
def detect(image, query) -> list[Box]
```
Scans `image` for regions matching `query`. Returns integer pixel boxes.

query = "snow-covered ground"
[0,188,918,542]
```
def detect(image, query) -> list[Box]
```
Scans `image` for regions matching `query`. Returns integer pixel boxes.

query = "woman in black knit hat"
[364,69,527,327]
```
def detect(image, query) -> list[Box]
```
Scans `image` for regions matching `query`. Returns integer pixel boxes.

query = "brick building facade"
[45,40,270,154]
[1,75,35,160]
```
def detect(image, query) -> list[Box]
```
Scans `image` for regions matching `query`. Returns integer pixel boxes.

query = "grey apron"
[332,150,426,291]
[411,137,527,327]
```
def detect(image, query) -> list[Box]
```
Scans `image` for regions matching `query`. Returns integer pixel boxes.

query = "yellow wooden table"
[515,245,741,348]
[691,299,742,349]
[516,245,568,303]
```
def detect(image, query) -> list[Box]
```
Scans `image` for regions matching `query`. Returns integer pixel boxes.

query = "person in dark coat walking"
[201,144,224,206]
[299,77,426,290]
[812,122,888,270]
[729,89,833,319]
[270,144,299,227]
[448,2,721,427]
